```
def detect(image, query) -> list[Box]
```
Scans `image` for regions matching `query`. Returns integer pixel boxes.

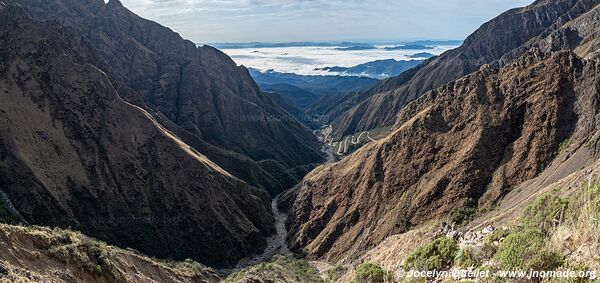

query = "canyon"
[0,0,599,282]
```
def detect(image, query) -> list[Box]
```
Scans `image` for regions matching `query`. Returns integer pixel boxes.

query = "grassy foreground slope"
[0,224,221,283]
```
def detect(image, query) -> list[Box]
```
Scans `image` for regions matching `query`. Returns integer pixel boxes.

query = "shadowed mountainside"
[10,0,325,194]
[0,5,274,268]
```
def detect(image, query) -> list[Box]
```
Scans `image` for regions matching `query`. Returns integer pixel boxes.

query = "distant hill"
[249,69,379,96]
[384,44,434,50]
[408,52,435,58]
[335,45,376,51]
[316,59,423,79]
[249,69,379,129]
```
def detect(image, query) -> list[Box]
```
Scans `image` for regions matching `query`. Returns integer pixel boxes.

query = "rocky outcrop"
[0,6,274,267]
[10,0,324,194]
[288,50,600,262]
[326,0,600,138]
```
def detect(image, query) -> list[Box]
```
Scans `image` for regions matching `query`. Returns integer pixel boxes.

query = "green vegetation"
[161,258,216,278]
[558,139,570,154]
[404,237,458,271]
[494,228,563,271]
[521,192,569,233]
[484,228,509,245]
[400,182,599,278]
[224,255,322,283]
[566,180,600,227]
[353,262,393,283]
[325,265,346,282]
[48,233,123,281]
[450,198,476,225]
[492,192,568,271]
[454,248,478,268]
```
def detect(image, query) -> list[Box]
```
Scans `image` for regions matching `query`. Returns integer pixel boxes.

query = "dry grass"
[548,179,600,269]
[0,224,220,283]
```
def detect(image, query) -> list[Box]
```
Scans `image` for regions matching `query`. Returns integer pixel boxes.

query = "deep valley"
[0,0,599,282]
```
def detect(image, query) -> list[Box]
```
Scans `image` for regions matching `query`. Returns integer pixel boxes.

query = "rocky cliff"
[288,49,600,261]
[326,0,600,138]
[0,6,274,268]
[10,0,324,194]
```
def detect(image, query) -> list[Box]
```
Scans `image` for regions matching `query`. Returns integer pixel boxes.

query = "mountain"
[316,59,424,79]
[9,0,325,194]
[249,69,379,96]
[384,44,434,50]
[262,85,323,129]
[324,0,600,138]
[407,52,435,59]
[288,49,600,263]
[262,84,322,110]
[287,0,600,263]
[249,69,379,129]
[404,40,464,46]
[335,45,377,51]
[0,4,274,268]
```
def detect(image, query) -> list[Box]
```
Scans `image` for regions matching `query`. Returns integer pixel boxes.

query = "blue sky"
[119,0,534,43]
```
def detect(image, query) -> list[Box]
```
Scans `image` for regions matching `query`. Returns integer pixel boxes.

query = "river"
[219,195,291,274]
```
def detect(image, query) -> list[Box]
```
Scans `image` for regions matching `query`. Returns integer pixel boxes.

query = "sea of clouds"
[219,44,458,76]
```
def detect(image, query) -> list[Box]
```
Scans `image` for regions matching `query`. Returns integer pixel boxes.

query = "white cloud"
[119,0,534,42]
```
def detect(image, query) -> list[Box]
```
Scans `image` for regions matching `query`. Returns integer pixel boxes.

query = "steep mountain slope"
[11,0,324,193]
[288,49,600,262]
[0,6,273,268]
[326,0,600,138]
[0,224,221,283]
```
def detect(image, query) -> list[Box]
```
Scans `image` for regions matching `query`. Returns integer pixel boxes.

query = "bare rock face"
[0,6,274,268]
[288,50,600,262]
[10,0,324,194]
[326,0,600,138]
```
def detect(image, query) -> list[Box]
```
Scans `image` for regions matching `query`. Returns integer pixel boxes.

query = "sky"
[119,0,534,43]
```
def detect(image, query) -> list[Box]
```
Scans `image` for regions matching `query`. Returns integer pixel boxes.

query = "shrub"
[558,139,570,154]
[454,248,478,268]
[494,228,563,271]
[484,228,509,245]
[354,262,392,283]
[325,265,346,282]
[521,192,568,233]
[48,235,122,281]
[450,198,476,225]
[404,237,459,271]
[224,256,321,283]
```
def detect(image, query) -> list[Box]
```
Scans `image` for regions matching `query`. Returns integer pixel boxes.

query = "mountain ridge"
[324,0,600,138]
[289,48,600,262]
[9,0,325,194]
[0,3,277,268]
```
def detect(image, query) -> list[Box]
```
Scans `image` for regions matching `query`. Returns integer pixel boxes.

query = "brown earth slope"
[288,49,600,262]
[0,224,222,283]
[9,0,324,194]
[0,6,273,268]
[326,0,600,138]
